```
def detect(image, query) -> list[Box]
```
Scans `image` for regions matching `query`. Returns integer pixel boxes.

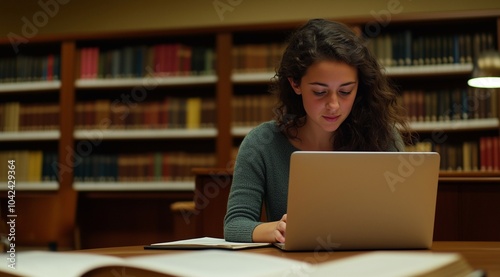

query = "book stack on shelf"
[0,102,60,132]
[78,44,215,79]
[231,94,275,129]
[72,38,219,192]
[74,97,216,131]
[0,53,60,83]
[232,42,286,74]
[409,136,500,172]
[478,136,500,172]
[74,151,216,183]
[0,151,58,185]
[401,88,498,123]
[366,30,496,69]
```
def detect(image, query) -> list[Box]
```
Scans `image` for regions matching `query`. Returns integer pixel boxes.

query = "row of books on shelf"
[366,31,495,67]
[75,97,216,130]
[232,94,275,127]
[74,152,216,182]
[0,54,60,83]
[0,94,275,132]
[0,102,59,132]
[1,136,499,185]
[400,87,498,122]
[232,42,286,73]
[0,31,497,83]
[1,91,498,133]
[407,136,500,172]
[79,44,215,79]
[0,151,58,182]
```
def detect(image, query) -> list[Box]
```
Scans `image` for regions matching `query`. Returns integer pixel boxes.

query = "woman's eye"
[339,91,352,96]
[313,91,327,96]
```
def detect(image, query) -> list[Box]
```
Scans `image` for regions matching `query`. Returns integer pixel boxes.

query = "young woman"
[224,19,412,243]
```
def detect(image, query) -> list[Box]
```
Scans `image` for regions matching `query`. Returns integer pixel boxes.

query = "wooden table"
[75,241,500,276]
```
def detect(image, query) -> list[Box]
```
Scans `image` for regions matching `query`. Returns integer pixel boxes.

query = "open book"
[0,249,480,277]
[145,236,271,250]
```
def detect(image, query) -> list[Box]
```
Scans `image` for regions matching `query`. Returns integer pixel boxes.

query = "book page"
[0,251,125,277]
[309,251,471,277]
[0,249,310,277]
[148,237,271,249]
[127,250,311,277]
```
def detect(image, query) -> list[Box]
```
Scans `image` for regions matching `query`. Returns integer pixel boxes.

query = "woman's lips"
[323,115,340,122]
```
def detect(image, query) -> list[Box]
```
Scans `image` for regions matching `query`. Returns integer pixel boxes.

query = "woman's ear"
[287,77,301,95]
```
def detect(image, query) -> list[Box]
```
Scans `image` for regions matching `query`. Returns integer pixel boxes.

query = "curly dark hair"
[270,18,412,151]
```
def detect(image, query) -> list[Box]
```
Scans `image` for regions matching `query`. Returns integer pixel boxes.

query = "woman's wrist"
[252,221,279,243]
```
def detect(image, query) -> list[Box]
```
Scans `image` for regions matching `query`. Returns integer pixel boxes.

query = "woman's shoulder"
[247,120,281,136]
[241,120,286,146]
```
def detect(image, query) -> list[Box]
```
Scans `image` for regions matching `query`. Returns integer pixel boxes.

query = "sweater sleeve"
[224,124,274,242]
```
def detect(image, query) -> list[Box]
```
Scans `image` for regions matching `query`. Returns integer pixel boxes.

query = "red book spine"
[80,48,87,79]
[84,47,91,79]
[161,44,169,74]
[171,43,181,75]
[166,44,174,75]
[91,47,99,79]
[486,136,493,171]
[154,44,163,75]
[46,54,54,81]
[493,136,499,171]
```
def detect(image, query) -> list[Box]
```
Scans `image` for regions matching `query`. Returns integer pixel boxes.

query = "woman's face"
[289,60,358,133]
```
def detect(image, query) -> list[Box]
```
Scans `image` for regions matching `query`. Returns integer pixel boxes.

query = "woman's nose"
[326,93,340,111]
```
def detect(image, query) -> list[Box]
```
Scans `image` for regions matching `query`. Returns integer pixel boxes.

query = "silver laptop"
[275,151,440,251]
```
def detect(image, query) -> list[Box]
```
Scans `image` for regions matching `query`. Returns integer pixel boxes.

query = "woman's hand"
[252,214,287,243]
[274,214,287,243]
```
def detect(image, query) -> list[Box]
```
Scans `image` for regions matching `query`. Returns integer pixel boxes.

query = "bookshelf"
[72,39,218,186]
[71,34,219,248]
[0,9,499,249]
[228,14,500,173]
[0,80,61,92]
[0,41,64,248]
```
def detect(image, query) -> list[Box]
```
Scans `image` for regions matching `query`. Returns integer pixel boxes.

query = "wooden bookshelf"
[0,81,61,92]
[73,181,194,191]
[0,131,60,141]
[0,182,59,191]
[75,75,217,88]
[0,9,499,249]
[73,129,217,140]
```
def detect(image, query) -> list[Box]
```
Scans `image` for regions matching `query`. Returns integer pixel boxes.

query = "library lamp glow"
[468,50,500,88]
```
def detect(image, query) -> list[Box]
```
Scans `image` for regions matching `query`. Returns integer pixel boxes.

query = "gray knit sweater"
[223,120,403,242]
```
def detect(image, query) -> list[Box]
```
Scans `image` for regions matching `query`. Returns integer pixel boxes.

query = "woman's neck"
[290,124,333,151]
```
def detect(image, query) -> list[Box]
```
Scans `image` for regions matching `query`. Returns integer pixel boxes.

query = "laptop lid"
[277,151,440,251]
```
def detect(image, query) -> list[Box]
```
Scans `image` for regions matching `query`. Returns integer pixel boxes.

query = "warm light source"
[468,50,500,88]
